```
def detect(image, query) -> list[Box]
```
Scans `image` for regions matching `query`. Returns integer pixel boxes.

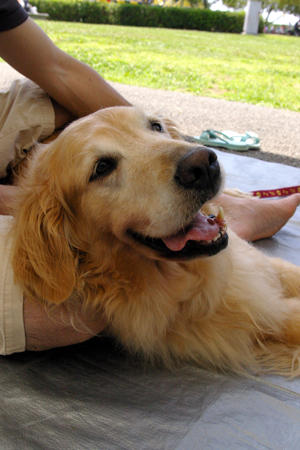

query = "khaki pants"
[0,78,55,354]
[0,216,24,355]
[0,78,55,177]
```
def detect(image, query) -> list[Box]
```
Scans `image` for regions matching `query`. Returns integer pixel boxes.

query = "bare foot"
[218,193,300,242]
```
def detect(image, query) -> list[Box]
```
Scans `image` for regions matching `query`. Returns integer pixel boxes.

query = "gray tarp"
[1,150,300,450]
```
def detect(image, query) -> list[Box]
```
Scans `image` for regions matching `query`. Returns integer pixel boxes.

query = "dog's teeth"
[220,222,227,231]
[216,206,225,221]
[207,240,212,244]
[213,233,221,242]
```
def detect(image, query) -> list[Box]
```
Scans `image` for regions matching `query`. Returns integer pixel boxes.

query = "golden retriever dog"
[10,106,300,376]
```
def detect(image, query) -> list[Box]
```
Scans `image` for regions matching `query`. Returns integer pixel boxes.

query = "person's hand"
[24,297,108,351]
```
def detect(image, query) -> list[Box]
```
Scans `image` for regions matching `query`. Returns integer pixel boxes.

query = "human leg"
[0,214,107,355]
[0,78,73,215]
[0,78,56,178]
[0,215,25,355]
[218,192,300,241]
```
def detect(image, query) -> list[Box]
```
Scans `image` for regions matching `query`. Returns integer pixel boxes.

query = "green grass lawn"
[38,21,300,112]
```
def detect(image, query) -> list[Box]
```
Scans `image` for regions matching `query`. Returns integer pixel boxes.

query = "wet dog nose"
[175,147,220,191]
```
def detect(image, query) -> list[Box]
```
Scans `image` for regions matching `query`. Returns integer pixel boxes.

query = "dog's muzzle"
[129,146,228,261]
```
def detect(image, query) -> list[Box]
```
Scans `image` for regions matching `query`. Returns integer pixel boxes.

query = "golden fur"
[10,107,300,376]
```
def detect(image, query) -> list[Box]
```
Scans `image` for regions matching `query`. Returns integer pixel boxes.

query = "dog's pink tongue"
[162,212,220,251]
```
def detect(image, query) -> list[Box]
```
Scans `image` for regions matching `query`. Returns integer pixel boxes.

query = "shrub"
[31,1,264,34]
[31,0,117,24]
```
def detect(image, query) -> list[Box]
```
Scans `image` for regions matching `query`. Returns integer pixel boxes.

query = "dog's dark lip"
[128,229,229,260]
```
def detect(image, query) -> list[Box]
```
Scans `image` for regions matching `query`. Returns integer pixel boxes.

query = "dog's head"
[12,107,228,303]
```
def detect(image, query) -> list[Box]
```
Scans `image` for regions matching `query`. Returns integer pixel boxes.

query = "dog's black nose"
[175,147,220,191]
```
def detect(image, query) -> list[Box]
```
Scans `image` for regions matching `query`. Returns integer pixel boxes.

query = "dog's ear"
[162,117,200,144]
[162,117,184,141]
[11,178,77,305]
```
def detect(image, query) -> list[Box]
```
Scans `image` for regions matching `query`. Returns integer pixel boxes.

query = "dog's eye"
[90,158,117,182]
[150,122,163,133]
[96,160,112,175]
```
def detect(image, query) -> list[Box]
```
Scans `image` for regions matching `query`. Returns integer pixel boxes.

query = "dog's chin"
[127,209,229,261]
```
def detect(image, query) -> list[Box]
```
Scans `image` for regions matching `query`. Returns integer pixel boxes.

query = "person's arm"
[24,297,108,351]
[0,17,131,118]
